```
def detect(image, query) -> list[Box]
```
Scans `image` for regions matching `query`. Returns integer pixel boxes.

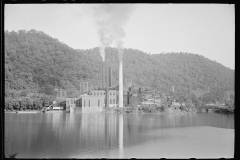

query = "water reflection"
[5,112,234,158]
[118,114,123,158]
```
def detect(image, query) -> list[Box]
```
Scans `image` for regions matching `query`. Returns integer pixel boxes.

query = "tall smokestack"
[117,49,123,108]
[109,67,112,88]
[102,61,105,89]
[99,45,106,89]
[106,56,109,108]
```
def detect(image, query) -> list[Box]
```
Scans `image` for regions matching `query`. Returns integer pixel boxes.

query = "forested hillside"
[4,30,234,109]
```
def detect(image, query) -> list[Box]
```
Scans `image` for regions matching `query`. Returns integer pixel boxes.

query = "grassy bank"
[5,109,40,112]
[103,106,164,114]
[213,108,234,114]
[103,105,234,115]
[103,105,197,114]
[196,105,234,114]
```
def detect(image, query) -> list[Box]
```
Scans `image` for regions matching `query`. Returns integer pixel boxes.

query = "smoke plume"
[94,4,135,61]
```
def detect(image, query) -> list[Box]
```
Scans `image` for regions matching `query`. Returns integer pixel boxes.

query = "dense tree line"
[4,30,235,110]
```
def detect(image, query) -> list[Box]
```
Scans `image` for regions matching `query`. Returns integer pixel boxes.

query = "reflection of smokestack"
[118,114,123,158]
[109,67,112,88]
[117,49,123,108]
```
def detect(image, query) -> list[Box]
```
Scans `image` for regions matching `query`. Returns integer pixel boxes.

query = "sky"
[5,4,235,69]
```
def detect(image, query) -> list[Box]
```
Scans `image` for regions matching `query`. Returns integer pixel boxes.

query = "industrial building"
[79,81,88,94]
[66,98,78,110]
[73,89,118,112]
[51,85,143,112]
[50,48,138,112]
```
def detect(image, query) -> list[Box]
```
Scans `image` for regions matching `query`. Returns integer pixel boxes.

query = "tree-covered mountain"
[4,30,234,108]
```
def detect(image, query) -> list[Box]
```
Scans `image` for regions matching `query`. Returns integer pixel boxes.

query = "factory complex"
[46,48,142,112]
[50,79,142,112]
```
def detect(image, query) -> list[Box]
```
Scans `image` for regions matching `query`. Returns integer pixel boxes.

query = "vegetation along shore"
[103,104,234,114]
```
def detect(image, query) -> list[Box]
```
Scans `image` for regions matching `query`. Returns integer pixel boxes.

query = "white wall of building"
[65,90,118,113]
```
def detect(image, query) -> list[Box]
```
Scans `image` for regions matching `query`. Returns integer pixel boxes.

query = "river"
[5,110,234,158]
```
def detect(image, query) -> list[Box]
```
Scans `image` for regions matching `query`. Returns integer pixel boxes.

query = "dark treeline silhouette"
[4,30,235,110]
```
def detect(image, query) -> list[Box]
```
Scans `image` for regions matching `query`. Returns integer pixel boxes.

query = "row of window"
[67,99,76,104]
[92,92,105,96]
[83,99,101,107]
[110,92,115,96]
[91,91,116,96]
[81,99,116,107]
[110,98,115,104]
[67,98,116,106]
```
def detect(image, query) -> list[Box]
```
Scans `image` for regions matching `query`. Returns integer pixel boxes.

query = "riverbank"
[196,107,234,114]
[103,105,234,115]
[5,110,66,114]
[103,106,198,114]
[5,110,40,114]
[5,106,234,115]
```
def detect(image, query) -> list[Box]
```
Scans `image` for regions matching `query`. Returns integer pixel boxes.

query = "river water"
[5,111,234,158]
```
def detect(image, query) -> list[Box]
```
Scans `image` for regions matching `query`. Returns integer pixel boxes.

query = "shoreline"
[102,106,234,115]
[4,110,64,114]
[5,106,234,115]
[5,110,40,114]
[103,106,198,114]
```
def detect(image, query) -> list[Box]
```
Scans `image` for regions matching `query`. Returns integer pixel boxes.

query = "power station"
[51,48,136,112]
[102,48,124,108]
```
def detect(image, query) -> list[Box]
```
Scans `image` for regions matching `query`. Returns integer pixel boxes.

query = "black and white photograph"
[4,3,234,158]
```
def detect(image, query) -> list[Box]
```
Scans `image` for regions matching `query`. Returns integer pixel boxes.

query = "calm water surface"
[5,110,234,158]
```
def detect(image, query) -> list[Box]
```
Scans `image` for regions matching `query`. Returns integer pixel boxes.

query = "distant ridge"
[5,29,234,102]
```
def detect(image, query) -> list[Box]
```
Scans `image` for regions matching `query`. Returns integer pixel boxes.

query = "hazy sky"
[5,4,235,69]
